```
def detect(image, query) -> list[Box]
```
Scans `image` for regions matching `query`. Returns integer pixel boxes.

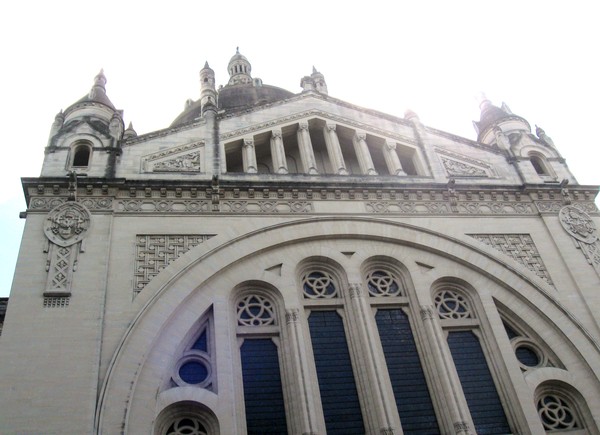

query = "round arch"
[95,217,600,433]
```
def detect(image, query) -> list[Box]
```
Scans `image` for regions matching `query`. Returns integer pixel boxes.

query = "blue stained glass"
[191,330,207,352]
[308,311,365,434]
[448,331,511,434]
[179,360,208,384]
[241,339,287,434]
[376,309,440,434]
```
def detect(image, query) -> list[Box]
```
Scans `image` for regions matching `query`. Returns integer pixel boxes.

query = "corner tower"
[43,70,124,178]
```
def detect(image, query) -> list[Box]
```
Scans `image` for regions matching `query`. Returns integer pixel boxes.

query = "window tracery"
[366,269,403,297]
[236,294,276,326]
[302,270,338,299]
[434,289,473,319]
[165,417,208,435]
[537,393,581,431]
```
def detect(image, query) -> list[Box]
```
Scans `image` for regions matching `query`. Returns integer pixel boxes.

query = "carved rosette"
[43,202,91,297]
[559,205,600,276]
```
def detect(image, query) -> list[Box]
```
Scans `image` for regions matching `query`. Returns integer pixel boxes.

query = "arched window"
[154,401,219,435]
[71,142,92,168]
[364,263,441,434]
[234,290,288,434]
[433,285,512,434]
[528,152,556,179]
[535,383,594,434]
[299,262,366,434]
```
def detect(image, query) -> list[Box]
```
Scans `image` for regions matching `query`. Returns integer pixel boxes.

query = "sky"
[0,1,598,297]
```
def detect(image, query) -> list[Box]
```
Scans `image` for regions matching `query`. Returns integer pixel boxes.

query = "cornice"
[22,177,599,217]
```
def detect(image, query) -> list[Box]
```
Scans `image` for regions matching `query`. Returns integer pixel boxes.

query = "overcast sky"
[1,1,598,297]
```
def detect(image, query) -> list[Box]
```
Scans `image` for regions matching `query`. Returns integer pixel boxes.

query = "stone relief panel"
[559,205,600,276]
[469,234,554,286]
[134,235,215,296]
[43,202,91,299]
[436,149,494,178]
[141,142,205,173]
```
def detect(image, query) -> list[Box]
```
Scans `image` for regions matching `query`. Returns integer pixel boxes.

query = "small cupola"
[227,47,253,86]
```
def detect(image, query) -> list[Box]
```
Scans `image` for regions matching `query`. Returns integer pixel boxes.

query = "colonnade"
[233,120,410,176]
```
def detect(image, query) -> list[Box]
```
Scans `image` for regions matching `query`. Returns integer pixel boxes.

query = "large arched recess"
[95,217,600,434]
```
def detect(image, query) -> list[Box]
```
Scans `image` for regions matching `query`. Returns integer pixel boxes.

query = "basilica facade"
[1,50,599,434]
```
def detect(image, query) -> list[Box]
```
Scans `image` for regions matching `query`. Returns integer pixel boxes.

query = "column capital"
[272,129,282,139]
[298,121,309,131]
[420,305,436,321]
[385,139,397,151]
[285,308,300,324]
[325,122,337,132]
[348,283,364,299]
[355,131,367,141]
[243,137,254,147]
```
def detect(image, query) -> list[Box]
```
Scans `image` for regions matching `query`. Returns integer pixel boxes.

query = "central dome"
[170,50,295,127]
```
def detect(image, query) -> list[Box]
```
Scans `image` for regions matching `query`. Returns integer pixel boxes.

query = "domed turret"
[63,69,119,125]
[473,94,530,146]
[227,47,252,86]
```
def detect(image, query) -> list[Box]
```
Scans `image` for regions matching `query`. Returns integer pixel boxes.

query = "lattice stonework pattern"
[134,235,214,295]
[469,234,554,286]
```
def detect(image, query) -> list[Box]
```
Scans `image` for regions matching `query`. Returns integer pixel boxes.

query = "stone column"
[419,305,474,435]
[285,308,321,435]
[297,122,318,174]
[270,129,288,174]
[323,123,349,175]
[352,131,377,175]
[345,283,399,434]
[242,137,257,174]
[383,140,405,176]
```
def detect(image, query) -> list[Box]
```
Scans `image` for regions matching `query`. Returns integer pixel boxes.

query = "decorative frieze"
[134,235,215,295]
[29,197,112,211]
[469,234,554,286]
[221,200,313,214]
[366,201,536,215]
[117,199,211,213]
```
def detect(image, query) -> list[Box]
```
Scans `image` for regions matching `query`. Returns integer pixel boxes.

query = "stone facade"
[1,51,599,434]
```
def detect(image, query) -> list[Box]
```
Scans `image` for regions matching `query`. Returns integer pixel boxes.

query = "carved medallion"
[559,205,597,243]
[44,202,91,247]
